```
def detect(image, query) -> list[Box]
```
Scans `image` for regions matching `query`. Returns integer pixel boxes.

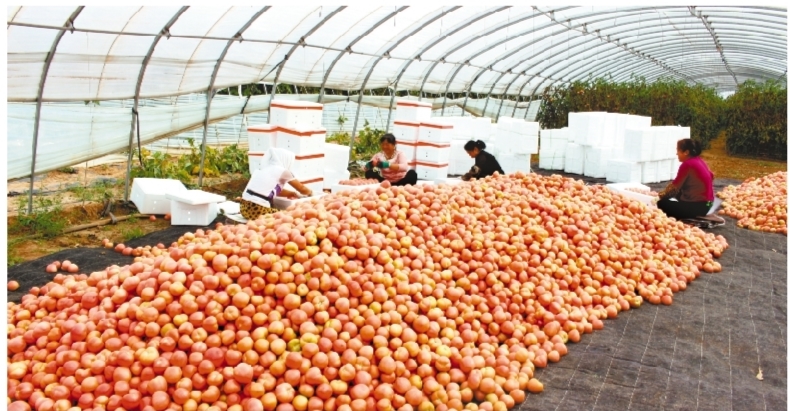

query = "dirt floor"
[6,168,787,411]
[699,133,787,181]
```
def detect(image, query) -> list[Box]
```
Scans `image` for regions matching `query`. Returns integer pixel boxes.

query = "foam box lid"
[217,201,241,215]
[396,100,432,108]
[166,190,226,205]
[247,124,277,132]
[270,100,323,110]
[393,120,421,127]
[277,126,327,136]
[419,121,453,129]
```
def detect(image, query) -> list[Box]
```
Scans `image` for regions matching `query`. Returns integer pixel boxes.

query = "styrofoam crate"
[498,132,538,155]
[583,146,608,178]
[449,140,475,175]
[670,158,680,179]
[641,161,659,184]
[248,151,266,173]
[415,161,449,180]
[612,113,629,149]
[217,201,240,215]
[324,143,350,172]
[607,182,656,206]
[291,154,325,179]
[395,100,432,122]
[275,126,326,156]
[166,190,226,226]
[323,169,350,189]
[299,176,325,194]
[568,112,607,146]
[247,124,277,152]
[130,178,188,215]
[269,100,323,128]
[538,148,564,170]
[397,140,418,166]
[272,192,328,210]
[414,142,451,167]
[605,160,642,183]
[419,121,454,144]
[563,143,585,175]
[625,114,652,130]
[498,153,531,174]
[392,120,421,143]
[473,117,492,141]
[623,128,654,162]
[657,159,672,182]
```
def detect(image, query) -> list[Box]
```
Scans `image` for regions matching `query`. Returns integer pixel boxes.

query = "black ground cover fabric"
[7,171,786,410]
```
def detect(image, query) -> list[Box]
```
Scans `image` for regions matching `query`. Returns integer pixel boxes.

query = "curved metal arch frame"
[316,6,408,104]
[197,7,271,187]
[27,6,85,214]
[350,7,462,141]
[633,63,785,87]
[268,6,347,110]
[123,7,190,201]
[616,47,786,73]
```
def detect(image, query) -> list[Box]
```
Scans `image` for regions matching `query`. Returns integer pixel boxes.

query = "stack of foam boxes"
[495,117,538,174]
[392,100,433,170]
[605,114,652,183]
[568,112,618,178]
[247,100,327,193]
[415,121,453,181]
[538,128,568,170]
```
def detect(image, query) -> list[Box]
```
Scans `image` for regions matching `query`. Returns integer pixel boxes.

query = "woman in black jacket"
[461,140,505,181]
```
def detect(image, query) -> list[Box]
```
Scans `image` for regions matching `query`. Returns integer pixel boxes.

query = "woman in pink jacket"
[657,138,722,222]
[364,134,418,186]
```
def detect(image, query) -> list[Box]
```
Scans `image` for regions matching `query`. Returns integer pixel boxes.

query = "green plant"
[129,139,250,186]
[130,148,192,184]
[69,180,117,206]
[326,120,384,161]
[11,194,68,238]
[536,76,725,149]
[121,225,146,242]
[724,79,787,160]
[57,167,77,174]
[337,114,348,131]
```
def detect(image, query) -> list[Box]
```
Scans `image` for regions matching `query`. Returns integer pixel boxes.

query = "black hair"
[464,140,486,151]
[379,134,397,145]
[677,138,703,157]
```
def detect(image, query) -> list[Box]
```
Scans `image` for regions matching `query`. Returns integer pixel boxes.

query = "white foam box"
[498,131,539,155]
[419,121,454,144]
[269,100,323,128]
[607,182,655,207]
[415,161,449,181]
[623,128,654,162]
[217,201,240,215]
[323,169,351,190]
[449,140,475,175]
[291,154,325,178]
[299,176,325,194]
[612,113,629,149]
[331,182,380,194]
[392,120,421,143]
[498,153,531,174]
[397,140,418,167]
[641,161,659,184]
[166,190,226,226]
[275,126,326,156]
[583,146,608,178]
[538,148,564,170]
[272,192,328,210]
[247,124,278,152]
[670,158,680,179]
[395,100,433,122]
[473,117,492,140]
[625,114,652,130]
[657,159,672,182]
[563,143,585,175]
[130,178,188,215]
[605,160,642,183]
[600,113,618,148]
[568,112,606,146]
[651,127,674,160]
[540,128,569,151]
[324,143,350,172]
[415,142,451,165]
[248,151,266,173]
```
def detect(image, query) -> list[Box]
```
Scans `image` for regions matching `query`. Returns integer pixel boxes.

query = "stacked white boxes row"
[391,101,455,181]
[539,111,688,184]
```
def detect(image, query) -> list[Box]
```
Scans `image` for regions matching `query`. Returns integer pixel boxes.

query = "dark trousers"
[657,199,711,220]
[365,169,418,186]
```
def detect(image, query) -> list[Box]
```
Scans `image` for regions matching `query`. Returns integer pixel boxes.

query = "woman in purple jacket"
[657,139,716,220]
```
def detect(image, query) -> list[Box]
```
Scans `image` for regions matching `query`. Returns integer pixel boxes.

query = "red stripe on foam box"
[396,140,418,147]
[419,122,453,129]
[295,153,325,160]
[414,161,449,168]
[248,152,265,157]
[396,101,432,108]
[415,141,450,148]
[393,120,421,127]
[247,125,277,133]
[278,126,327,137]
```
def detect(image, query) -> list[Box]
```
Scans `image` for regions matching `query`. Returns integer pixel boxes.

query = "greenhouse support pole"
[197,7,269,187]
[124,7,189,202]
[317,7,407,104]
[28,7,84,214]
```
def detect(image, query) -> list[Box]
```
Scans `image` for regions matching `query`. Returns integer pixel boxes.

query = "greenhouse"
[5,5,788,411]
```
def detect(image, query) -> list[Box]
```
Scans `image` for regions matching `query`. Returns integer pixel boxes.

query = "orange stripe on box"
[295,154,325,160]
[419,122,453,129]
[247,126,278,132]
[248,153,265,157]
[415,161,449,168]
[415,142,450,148]
[302,177,324,184]
[397,140,418,147]
[397,101,432,108]
[393,120,421,127]
[271,103,323,110]
[278,127,326,137]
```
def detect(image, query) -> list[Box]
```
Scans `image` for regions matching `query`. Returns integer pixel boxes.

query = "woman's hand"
[388,163,399,171]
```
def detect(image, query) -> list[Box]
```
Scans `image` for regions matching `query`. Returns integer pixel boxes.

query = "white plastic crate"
[275,126,326,156]
[323,169,351,190]
[248,151,266,173]
[130,178,188,215]
[166,190,226,226]
[247,124,277,152]
[449,140,475,175]
[538,148,564,170]
[670,158,680,179]
[272,192,327,210]
[623,128,654,162]
[291,154,325,179]
[607,182,656,207]
[392,120,421,143]
[395,100,432,122]
[605,160,642,183]
[415,161,449,180]
[419,121,454,144]
[563,143,585,175]
[583,146,608,178]
[657,159,672,182]
[269,100,323,128]
[641,161,659,184]
[324,143,350,172]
